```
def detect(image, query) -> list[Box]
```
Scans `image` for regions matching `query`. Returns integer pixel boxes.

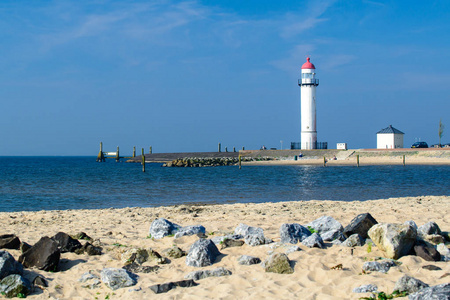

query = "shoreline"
[1,196,449,299]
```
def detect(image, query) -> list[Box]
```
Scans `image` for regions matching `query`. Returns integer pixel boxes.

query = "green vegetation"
[307,226,317,234]
[359,290,408,300]
[112,243,127,247]
[367,242,372,253]
[17,293,26,298]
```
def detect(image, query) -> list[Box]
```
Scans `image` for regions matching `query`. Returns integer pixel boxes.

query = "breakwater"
[162,157,274,167]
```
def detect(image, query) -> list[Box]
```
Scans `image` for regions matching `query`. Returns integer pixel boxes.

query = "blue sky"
[1,0,449,155]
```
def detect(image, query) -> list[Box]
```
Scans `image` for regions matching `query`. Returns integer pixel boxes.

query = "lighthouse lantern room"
[298,57,319,150]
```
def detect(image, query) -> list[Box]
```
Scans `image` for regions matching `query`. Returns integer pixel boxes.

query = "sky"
[1,0,449,155]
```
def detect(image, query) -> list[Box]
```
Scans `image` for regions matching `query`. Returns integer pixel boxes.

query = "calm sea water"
[0,156,448,212]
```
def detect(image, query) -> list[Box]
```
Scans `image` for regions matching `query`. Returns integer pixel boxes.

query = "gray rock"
[220,238,244,250]
[52,232,82,253]
[306,216,343,235]
[238,255,261,265]
[262,253,293,274]
[404,220,418,230]
[279,223,311,244]
[302,233,325,249]
[162,246,186,259]
[0,235,21,250]
[149,279,197,294]
[211,234,243,245]
[285,246,301,254]
[0,251,23,280]
[362,260,396,273]
[353,284,378,293]
[414,244,441,262]
[418,221,442,236]
[185,239,221,267]
[122,263,159,274]
[100,268,137,290]
[421,234,446,245]
[320,230,346,242]
[342,234,365,247]
[235,224,272,246]
[78,272,99,283]
[0,274,31,298]
[149,218,181,239]
[393,275,429,294]
[343,213,378,239]
[121,248,149,265]
[32,275,48,288]
[79,272,101,289]
[18,236,60,271]
[174,225,206,239]
[422,265,442,271]
[185,267,231,280]
[436,243,450,261]
[408,283,450,300]
[368,223,417,259]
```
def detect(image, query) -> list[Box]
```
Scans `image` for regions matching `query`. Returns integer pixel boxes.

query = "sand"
[1,195,449,299]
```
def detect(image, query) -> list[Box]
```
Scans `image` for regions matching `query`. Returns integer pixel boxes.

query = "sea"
[0,156,449,212]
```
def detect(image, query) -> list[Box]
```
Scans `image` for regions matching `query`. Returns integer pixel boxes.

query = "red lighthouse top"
[301,57,316,69]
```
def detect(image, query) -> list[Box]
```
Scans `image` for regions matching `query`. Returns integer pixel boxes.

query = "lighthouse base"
[301,132,317,150]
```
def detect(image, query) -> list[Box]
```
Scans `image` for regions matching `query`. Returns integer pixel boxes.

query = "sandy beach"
[1,195,449,299]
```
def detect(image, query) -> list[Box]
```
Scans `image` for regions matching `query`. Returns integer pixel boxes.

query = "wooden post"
[225,147,228,152]
[357,155,360,167]
[323,156,326,167]
[115,146,120,162]
[149,146,152,154]
[239,155,242,169]
[403,155,405,166]
[96,142,105,162]
[133,146,136,158]
[233,147,236,152]
[218,143,221,152]
[242,146,245,150]
[141,148,145,172]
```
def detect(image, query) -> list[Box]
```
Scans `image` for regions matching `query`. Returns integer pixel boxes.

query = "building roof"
[301,57,316,69]
[377,125,405,134]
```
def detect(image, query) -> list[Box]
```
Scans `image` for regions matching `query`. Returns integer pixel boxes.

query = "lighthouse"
[298,57,319,149]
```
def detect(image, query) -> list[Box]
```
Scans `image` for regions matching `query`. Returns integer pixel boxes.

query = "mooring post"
[233,147,236,152]
[357,155,360,167]
[133,146,136,158]
[96,142,105,162]
[116,146,120,162]
[239,155,242,169]
[141,148,145,172]
[225,147,228,152]
[242,146,245,150]
[218,143,221,152]
[403,155,405,166]
[323,156,326,167]
[149,146,152,154]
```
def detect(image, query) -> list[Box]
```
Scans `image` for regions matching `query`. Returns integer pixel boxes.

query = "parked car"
[411,142,428,148]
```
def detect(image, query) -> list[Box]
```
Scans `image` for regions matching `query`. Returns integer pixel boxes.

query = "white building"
[377,125,404,149]
[299,57,319,149]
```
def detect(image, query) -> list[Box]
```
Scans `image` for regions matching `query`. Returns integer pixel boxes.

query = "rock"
[71,232,92,241]
[362,260,396,273]
[79,272,99,283]
[100,268,137,290]
[343,213,378,239]
[238,255,261,265]
[78,272,101,289]
[149,218,181,239]
[185,267,231,280]
[234,224,272,246]
[121,248,149,265]
[320,230,346,242]
[422,234,446,245]
[162,246,186,259]
[32,275,48,288]
[0,235,21,250]
[342,234,365,247]
[0,274,31,298]
[122,263,159,274]
[422,265,442,271]
[368,223,417,259]
[408,283,450,300]
[82,242,102,256]
[353,284,378,293]
[418,221,442,236]
[20,242,32,254]
[414,245,441,262]
[185,239,221,267]
[436,243,450,260]
[149,279,197,294]
[220,238,244,250]
[441,231,450,242]
[148,249,167,264]
[307,216,343,235]
[285,246,301,254]
[0,251,23,280]
[211,234,243,245]
[263,253,293,274]
[174,225,206,239]
[393,275,429,294]
[279,223,311,244]
[18,237,60,271]
[404,220,418,230]
[52,232,82,253]
[302,233,325,249]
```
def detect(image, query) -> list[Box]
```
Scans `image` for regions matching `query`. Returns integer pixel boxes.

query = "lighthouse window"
[302,73,313,79]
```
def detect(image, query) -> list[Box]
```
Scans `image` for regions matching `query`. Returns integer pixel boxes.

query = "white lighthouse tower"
[298,57,319,149]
